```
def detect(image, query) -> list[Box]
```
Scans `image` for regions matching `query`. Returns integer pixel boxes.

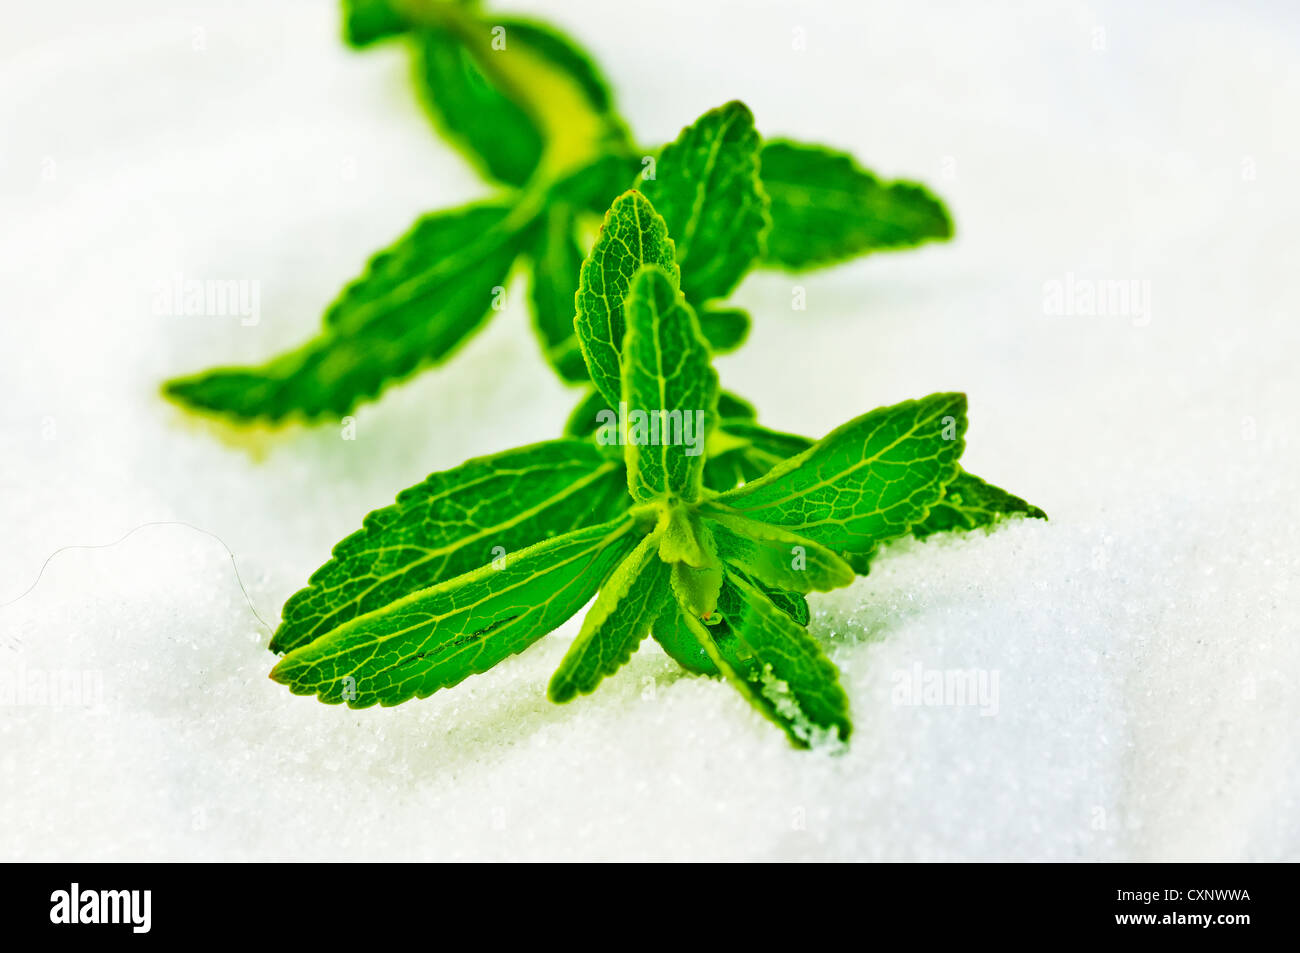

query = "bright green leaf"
[707,510,855,594]
[565,387,754,439]
[271,515,640,707]
[705,393,966,563]
[574,190,679,410]
[651,604,718,675]
[271,438,628,654]
[620,264,718,503]
[656,504,712,568]
[651,573,809,677]
[657,505,723,619]
[703,420,813,492]
[670,561,724,621]
[548,531,669,702]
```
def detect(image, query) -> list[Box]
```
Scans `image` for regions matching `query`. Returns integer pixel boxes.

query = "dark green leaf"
[413,23,544,187]
[562,387,610,437]
[342,0,407,47]
[642,101,769,303]
[164,200,530,422]
[698,308,750,353]
[527,204,588,381]
[765,587,811,627]
[760,139,952,271]
[912,468,1047,539]
[680,571,851,747]
[716,391,757,421]
[413,13,631,186]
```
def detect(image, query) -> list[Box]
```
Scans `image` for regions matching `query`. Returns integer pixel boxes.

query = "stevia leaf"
[621,265,718,503]
[651,574,809,677]
[413,23,543,187]
[562,388,611,437]
[670,562,724,621]
[701,447,763,494]
[766,587,811,627]
[548,153,645,217]
[656,505,723,619]
[528,205,589,382]
[491,17,628,171]
[651,604,719,675]
[721,571,851,744]
[697,308,750,353]
[413,13,631,186]
[702,421,812,493]
[759,139,953,271]
[652,569,809,675]
[705,393,966,564]
[700,419,1042,547]
[642,101,769,304]
[564,387,754,438]
[271,515,641,707]
[548,532,669,702]
[343,0,407,47]
[527,155,666,382]
[716,391,756,420]
[164,200,529,422]
[656,504,714,568]
[575,191,679,410]
[680,572,850,747]
[722,421,813,467]
[912,468,1047,539]
[706,510,855,595]
[271,438,629,654]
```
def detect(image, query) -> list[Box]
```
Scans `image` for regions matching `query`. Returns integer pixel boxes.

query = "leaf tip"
[267,654,293,685]
[546,671,576,705]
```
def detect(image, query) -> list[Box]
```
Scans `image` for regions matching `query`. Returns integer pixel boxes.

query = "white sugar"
[2,0,1297,860]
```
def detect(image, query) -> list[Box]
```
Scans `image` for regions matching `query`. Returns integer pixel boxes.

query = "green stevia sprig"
[270,188,1041,747]
[163,1,952,425]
